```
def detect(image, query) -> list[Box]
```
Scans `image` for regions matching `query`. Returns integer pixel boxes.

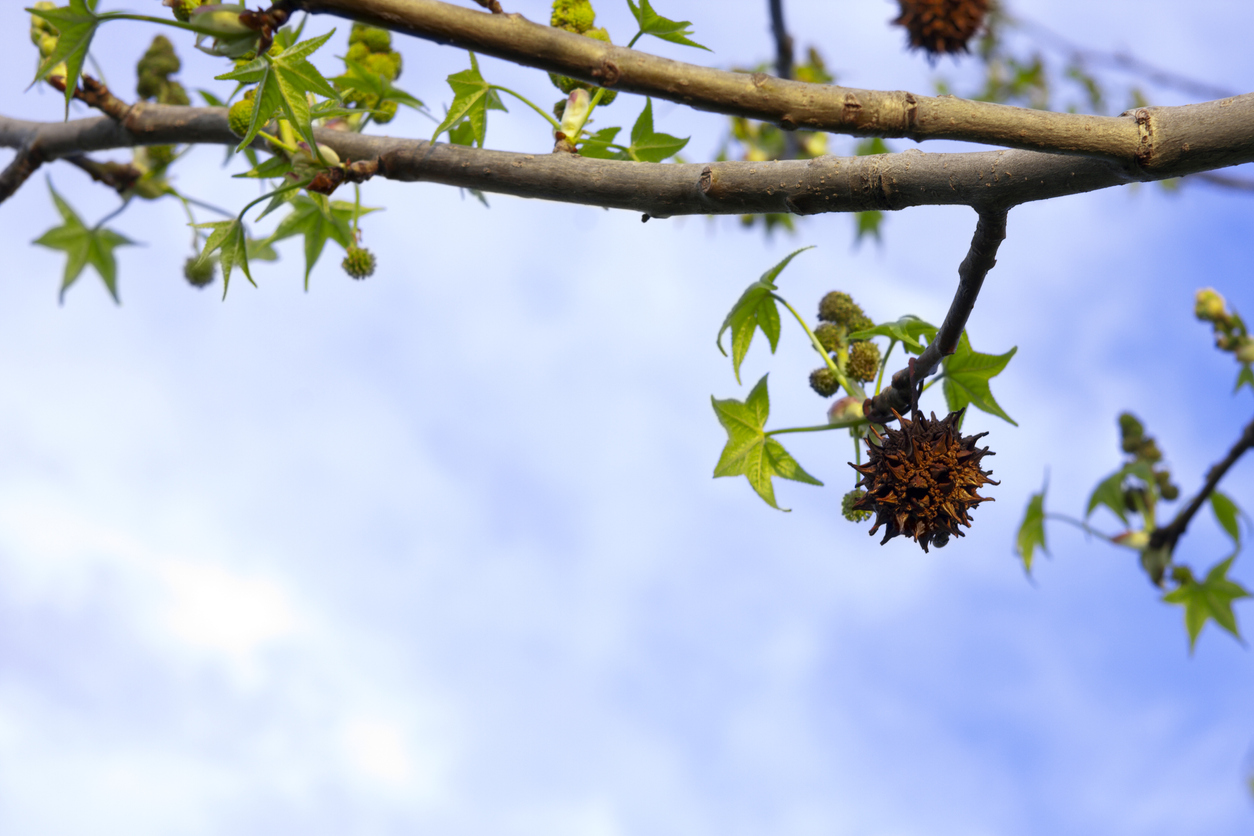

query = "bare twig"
[0,145,46,204]
[767,0,798,160]
[1149,416,1254,554]
[47,74,131,121]
[63,154,141,194]
[864,209,1009,423]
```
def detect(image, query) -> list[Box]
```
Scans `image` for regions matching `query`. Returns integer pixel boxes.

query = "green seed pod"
[161,81,189,106]
[228,97,255,137]
[814,322,842,353]
[842,489,873,523]
[364,51,402,81]
[165,0,203,23]
[551,0,596,33]
[847,340,882,383]
[342,246,377,280]
[1118,412,1144,449]
[361,27,392,54]
[372,99,399,124]
[809,367,840,398]
[137,35,180,83]
[144,144,176,169]
[345,41,371,65]
[184,255,216,288]
[1137,438,1163,463]
[818,291,872,332]
[1154,469,1179,501]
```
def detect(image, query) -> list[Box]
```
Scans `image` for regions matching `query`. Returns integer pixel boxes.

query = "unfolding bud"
[828,395,864,424]
[190,5,261,58]
[1112,529,1150,550]
[558,88,591,138]
[1195,287,1227,322]
[288,141,342,182]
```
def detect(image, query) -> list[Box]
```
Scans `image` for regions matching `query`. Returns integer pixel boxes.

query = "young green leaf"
[577,126,624,159]
[1162,557,1251,652]
[215,30,340,154]
[29,0,101,117]
[1236,363,1254,394]
[33,180,133,304]
[848,315,937,354]
[268,194,380,289]
[626,0,711,51]
[716,247,813,384]
[1087,467,1130,525]
[853,210,883,245]
[431,53,507,148]
[1211,490,1243,548]
[1016,487,1048,574]
[711,375,822,510]
[626,99,688,162]
[193,219,252,295]
[941,331,1018,425]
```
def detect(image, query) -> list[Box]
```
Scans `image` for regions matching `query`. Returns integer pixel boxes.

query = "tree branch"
[282,0,1254,174]
[1149,416,1254,554]
[864,209,1009,423]
[0,144,46,203]
[767,0,798,160]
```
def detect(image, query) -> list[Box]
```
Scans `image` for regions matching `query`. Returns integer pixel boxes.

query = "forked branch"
[1150,417,1254,554]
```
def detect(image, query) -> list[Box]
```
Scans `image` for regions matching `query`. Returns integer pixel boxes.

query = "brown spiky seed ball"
[849,408,998,552]
[892,0,989,57]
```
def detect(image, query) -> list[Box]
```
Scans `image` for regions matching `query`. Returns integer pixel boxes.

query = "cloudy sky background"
[1,1,1253,834]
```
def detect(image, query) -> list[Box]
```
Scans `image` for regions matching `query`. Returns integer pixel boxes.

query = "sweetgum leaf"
[1163,557,1250,652]
[848,315,936,354]
[716,247,812,384]
[1211,490,1243,547]
[626,99,688,162]
[1016,487,1048,574]
[626,0,711,50]
[942,331,1018,425]
[711,375,822,510]
[28,0,100,117]
[268,194,380,289]
[577,126,623,159]
[431,53,506,148]
[1086,466,1130,525]
[33,180,133,303]
[193,219,252,295]
[1237,364,1254,394]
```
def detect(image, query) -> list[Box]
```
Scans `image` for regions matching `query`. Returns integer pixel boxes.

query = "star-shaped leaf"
[33,180,133,303]
[576,126,623,159]
[1163,557,1251,652]
[28,0,101,117]
[268,194,380,289]
[215,30,340,154]
[717,247,812,384]
[1211,491,1244,549]
[1086,459,1154,524]
[626,0,711,51]
[942,331,1018,425]
[431,53,506,148]
[193,218,252,296]
[625,98,688,162]
[848,315,937,354]
[1015,485,1048,574]
[712,375,822,510]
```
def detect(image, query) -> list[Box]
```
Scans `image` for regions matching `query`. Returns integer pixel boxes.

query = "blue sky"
[1,2,1253,834]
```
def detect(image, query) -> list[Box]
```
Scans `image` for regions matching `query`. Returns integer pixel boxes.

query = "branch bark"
[282,0,1254,175]
[1149,417,1254,554]
[767,0,798,160]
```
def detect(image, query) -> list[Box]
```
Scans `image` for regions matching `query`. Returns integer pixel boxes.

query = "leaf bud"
[558,88,591,137]
[1112,529,1150,550]
[342,246,377,280]
[842,489,873,523]
[827,395,864,424]
[814,321,842,353]
[1194,287,1227,322]
[30,2,58,44]
[809,367,840,398]
[847,340,882,383]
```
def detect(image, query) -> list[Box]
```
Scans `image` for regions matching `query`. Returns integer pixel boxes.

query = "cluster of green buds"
[342,245,377,280]
[339,23,404,124]
[1118,411,1180,516]
[29,2,65,79]
[549,0,617,114]
[137,35,189,106]
[808,291,880,398]
[1196,287,1254,363]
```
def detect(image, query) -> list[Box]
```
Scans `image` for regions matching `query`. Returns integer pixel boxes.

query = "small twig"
[864,208,1009,423]
[63,154,141,194]
[1149,416,1254,553]
[0,144,46,204]
[47,75,131,121]
[471,0,504,12]
[767,0,798,160]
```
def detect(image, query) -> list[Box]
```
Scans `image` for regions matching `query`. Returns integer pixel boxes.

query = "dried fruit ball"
[809,367,840,398]
[892,0,989,58]
[847,340,882,382]
[342,246,377,280]
[849,408,998,552]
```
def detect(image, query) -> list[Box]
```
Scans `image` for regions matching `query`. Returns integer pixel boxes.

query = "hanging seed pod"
[892,0,990,58]
[849,408,998,552]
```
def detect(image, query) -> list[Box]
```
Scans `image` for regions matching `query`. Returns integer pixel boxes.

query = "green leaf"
[332,58,425,111]
[855,137,891,156]
[577,126,624,159]
[215,30,339,154]
[1016,487,1048,574]
[1163,557,1251,652]
[941,331,1018,425]
[626,99,688,162]
[234,154,293,180]
[716,247,813,384]
[1236,363,1254,394]
[193,219,252,296]
[1087,466,1130,525]
[32,180,133,303]
[1211,491,1243,548]
[198,89,226,107]
[268,194,379,289]
[626,0,711,51]
[853,210,883,245]
[711,375,822,510]
[848,315,937,354]
[431,53,506,148]
[28,0,101,117]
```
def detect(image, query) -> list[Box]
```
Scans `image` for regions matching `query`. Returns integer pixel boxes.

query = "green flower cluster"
[1196,287,1254,362]
[340,23,404,123]
[1118,412,1180,509]
[549,0,617,110]
[137,35,189,105]
[164,0,210,23]
[342,246,377,280]
[808,291,880,397]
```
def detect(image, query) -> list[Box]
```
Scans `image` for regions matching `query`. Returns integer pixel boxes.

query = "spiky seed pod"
[817,291,874,332]
[847,340,882,382]
[343,246,377,280]
[227,97,255,137]
[163,0,203,22]
[849,408,998,552]
[184,256,216,288]
[810,367,840,398]
[892,0,990,58]
[814,322,843,353]
[372,99,399,124]
[842,490,873,523]
[551,0,596,33]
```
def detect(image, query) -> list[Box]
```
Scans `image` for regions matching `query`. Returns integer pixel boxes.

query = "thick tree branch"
[0,144,46,203]
[1149,417,1254,554]
[864,209,1009,424]
[282,0,1254,174]
[6,106,1254,213]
